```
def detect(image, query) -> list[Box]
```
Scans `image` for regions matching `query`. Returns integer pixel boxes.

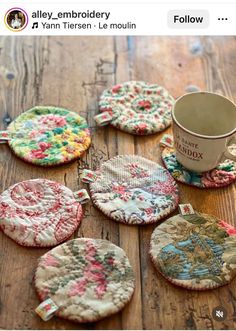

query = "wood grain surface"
[0,36,236,330]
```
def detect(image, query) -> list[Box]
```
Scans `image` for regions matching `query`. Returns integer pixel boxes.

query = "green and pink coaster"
[0,179,89,247]
[35,238,135,323]
[81,155,179,225]
[0,106,91,166]
[160,135,236,188]
[150,204,236,290]
[95,81,174,135]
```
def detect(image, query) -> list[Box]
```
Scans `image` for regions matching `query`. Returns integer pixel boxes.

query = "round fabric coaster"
[150,212,236,290]
[86,155,179,225]
[98,81,174,135]
[0,179,84,247]
[162,147,236,188]
[1,106,91,166]
[35,238,135,323]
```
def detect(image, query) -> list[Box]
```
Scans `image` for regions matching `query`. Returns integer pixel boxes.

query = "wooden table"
[0,36,235,330]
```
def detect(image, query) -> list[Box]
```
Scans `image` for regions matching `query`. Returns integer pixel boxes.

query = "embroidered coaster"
[35,238,135,323]
[0,106,91,166]
[162,147,236,188]
[0,179,89,247]
[150,211,236,290]
[96,81,174,135]
[81,155,179,225]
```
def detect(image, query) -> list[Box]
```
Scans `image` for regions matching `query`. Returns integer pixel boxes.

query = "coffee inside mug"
[173,92,236,137]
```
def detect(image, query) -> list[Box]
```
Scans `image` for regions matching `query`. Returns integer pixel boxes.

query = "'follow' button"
[168,10,209,29]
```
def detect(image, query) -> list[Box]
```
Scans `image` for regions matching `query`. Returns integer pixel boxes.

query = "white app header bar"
[0,3,235,35]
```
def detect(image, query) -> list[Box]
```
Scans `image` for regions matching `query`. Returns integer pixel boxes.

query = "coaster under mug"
[160,135,236,188]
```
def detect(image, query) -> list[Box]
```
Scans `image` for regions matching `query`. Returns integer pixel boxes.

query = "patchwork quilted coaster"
[81,155,179,225]
[35,238,135,323]
[0,179,89,247]
[162,147,236,188]
[0,106,91,166]
[150,212,236,290]
[95,81,174,135]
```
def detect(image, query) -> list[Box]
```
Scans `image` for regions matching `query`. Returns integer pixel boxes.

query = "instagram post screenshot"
[0,0,236,330]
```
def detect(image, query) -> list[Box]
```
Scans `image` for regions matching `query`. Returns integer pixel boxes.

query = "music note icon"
[32,22,39,29]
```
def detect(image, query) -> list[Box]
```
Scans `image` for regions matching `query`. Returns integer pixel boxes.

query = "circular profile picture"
[5,8,28,32]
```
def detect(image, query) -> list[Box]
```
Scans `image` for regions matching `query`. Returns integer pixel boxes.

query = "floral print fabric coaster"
[0,179,87,247]
[162,147,236,188]
[35,238,135,323]
[0,106,91,166]
[96,81,174,135]
[82,155,179,225]
[150,212,236,290]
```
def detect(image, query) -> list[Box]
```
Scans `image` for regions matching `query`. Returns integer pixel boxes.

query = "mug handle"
[224,135,236,161]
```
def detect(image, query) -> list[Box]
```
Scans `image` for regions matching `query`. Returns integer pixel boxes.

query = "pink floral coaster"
[150,211,236,290]
[0,179,89,247]
[81,155,179,225]
[0,106,91,166]
[162,147,236,188]
[95,81,174,135]
[35,238,135,323]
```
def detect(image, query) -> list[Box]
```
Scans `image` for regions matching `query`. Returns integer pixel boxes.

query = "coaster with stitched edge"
[35,238,135,323]
[0,106,91,166]
[95,81,174,135]
[0,179,89,247]
[162,147,236,188]
[150,210,236,290]
[81,155,179,225]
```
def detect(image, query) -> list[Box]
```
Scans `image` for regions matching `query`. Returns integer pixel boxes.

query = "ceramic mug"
[172,92,236,172]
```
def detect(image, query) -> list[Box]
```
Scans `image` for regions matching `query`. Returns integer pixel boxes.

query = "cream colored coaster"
[82,155,179,225]
[97,81,174,135]
[35,238,135,323]
[0,179,87,247]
